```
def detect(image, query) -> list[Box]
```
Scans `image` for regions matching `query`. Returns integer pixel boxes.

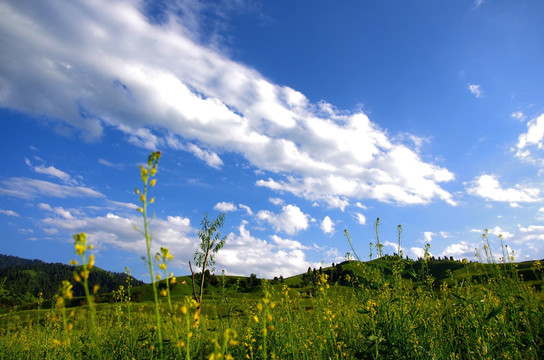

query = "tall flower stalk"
[71,232,99,357]
[135,151,163,349]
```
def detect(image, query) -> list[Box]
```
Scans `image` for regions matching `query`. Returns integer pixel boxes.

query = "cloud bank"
[0,0,455,209]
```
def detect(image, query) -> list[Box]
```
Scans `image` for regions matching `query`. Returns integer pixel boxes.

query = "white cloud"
[213,201,237,212]
[186,143,223,169]
[355,202,367,210]
[219,223,320,278]
[41,211,195,266]
[98,158,124,170]
[440,241,474,259]
[508,225,544,245]
[466,174,541,204]
[25,158,76,185]
[268,197,284,206]
[238,203,253,215]
[34,165,75,184]
[511,111,526,121]
[257,204,309,235]
[422,231,435,243]
[320,216,334,234]
[119,125,163,151]
[408,247,427,259]
[0,209,19,217]
[38,203,53,211]
[108,200,138,210]
[468,83,483,98]
[0,177,103,199]
[515,113,544,161]
[355,212,366,225]
[270,234,309,250]
[487,226,513,239]
[0,0,455,209]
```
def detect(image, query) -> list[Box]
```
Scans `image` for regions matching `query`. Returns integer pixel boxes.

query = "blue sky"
[1,0,544,280]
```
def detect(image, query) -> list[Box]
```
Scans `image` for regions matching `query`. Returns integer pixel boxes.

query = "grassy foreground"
[1,256,543,359]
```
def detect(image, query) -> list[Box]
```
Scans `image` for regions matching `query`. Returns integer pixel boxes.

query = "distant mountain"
[0,254,144,307]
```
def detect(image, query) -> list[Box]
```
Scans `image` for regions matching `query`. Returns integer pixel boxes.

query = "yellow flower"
[150,179,156,187]
[160,289,167,297]
[158,263,166,270]
[75,243,86,255]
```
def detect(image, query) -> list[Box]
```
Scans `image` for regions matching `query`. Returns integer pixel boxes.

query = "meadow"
[1,152,543,359]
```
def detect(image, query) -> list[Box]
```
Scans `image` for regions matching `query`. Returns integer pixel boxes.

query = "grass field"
[1,255,543,359]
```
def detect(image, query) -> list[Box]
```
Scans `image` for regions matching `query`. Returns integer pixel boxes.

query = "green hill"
[0,254,144,307]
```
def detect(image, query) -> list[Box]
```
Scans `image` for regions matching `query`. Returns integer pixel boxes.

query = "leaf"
[485,305,504,323]
[451,294,466,302]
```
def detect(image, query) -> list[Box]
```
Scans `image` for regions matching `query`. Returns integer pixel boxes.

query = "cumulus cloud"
[422,231,435,243]
[355,212,366,225]
[439,241,474,259]
[41,211,196,266]
[0,177,103,199]
[408,247,428,259]
[268,197,284,206]
[256,204,309,235]
[219,223,320,278]
[515,113,544,161]
[213,201,237,212]
[40,207,324,277]
[0,0,455,208]
[320,216,334,234]
[468,83,483,98]
[466,174,541,204]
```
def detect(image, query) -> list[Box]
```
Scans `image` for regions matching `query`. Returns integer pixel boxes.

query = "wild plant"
[70,232,99,354]
[53,280,73,345]
[134,150,163,349]
[156,246,183,357]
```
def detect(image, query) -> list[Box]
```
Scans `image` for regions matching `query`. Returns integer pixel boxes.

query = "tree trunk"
[189,261,199,303]
[198,249,210,304]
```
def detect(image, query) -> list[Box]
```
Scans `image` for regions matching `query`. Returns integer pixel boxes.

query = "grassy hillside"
[0,254,144,308]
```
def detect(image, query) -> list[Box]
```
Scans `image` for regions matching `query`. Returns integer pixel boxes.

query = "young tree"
[190,212,226,304]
